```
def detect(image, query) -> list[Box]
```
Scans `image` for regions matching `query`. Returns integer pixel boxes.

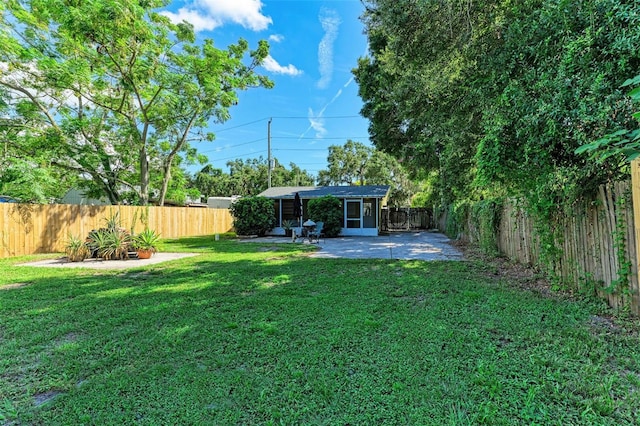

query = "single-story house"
[60,189,109,205]
[258,185,390,236]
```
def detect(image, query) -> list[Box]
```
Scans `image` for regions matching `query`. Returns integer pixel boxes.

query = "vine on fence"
[444,203,465,239]
[440,178,636,314]
[442,198,502,256]
[610,189,632,303]
[471,199,502,256]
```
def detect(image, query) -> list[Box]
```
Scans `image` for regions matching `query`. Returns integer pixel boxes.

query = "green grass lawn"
[1,236,639,425]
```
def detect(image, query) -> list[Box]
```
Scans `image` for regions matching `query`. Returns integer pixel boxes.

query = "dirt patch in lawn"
[0,282,33,290]
[450,240,552,296]
[33,390,64,407]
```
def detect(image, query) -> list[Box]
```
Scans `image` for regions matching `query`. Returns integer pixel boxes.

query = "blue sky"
[161,0,371,178]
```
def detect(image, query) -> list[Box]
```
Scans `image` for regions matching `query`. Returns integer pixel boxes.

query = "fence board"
[429,181,637,315]
[0,204,233,258]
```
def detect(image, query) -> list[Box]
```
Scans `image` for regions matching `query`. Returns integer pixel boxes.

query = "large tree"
[0,0,272,205]
[194,165,233,198]
[0,84,74,202]
[318,140,416,206]
[354,0,488,203]
[193,158,315,198]
[318,140,371,186]
[354,0,640,207]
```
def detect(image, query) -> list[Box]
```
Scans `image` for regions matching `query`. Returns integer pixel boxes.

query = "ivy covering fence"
[355,0,640,315]
[439,180,640,315]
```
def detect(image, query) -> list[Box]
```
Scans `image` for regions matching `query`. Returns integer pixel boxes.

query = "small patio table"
[302,219,316,242]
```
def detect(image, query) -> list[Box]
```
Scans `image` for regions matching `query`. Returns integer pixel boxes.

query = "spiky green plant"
[64,234,89,262]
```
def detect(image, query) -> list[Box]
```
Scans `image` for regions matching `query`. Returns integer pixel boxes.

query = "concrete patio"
[19,231,463,270]
[19,253,200,270]
[243,231,464,261]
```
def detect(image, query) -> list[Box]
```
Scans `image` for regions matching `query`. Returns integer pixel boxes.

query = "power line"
[210,115,363,133]
[212,118,269,133]
[272,136,370,140]
[294,162,327,165]
[198,137,267,154]
[212,149,269,162]
[274,148,329,152]
[271,115,361,119]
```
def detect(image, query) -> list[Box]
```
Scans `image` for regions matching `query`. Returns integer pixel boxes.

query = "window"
[364,202,372,217]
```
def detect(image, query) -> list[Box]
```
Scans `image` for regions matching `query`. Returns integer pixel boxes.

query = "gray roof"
[258,185,390,200]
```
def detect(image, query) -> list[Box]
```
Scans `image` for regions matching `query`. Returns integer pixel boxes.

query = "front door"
[346,199,361,229]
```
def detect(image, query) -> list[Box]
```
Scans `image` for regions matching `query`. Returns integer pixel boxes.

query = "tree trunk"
[158,163,171,206]
[140,146,149,205]
[157,120,195,206]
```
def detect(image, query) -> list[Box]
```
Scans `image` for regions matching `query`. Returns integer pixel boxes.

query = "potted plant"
[282,219,296,237]
[132,228,160,259]
[86,227,131,260]
[64,234,90,262]
[85,212,133,260]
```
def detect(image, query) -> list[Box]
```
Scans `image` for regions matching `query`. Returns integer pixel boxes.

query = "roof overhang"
[258,185,391,200]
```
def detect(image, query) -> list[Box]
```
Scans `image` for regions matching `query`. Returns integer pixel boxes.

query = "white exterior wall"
[339,228,379,237]
[269,227,379,237]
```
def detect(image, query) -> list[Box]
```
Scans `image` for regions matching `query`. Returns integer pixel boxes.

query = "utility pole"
[267,117,272,188]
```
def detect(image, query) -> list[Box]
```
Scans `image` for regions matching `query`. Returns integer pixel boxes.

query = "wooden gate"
[381,208,431,231]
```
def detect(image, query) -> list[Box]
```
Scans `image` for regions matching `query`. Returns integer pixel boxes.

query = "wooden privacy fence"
[0,204,234,258]
[381,207,431,231]
[496,182,639,315]
[436,180,639,315]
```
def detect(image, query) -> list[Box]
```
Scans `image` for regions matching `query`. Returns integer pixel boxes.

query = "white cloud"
[161,0,272,33]
[300,76,353,140]
[262,55,303,76]
[307,107,327,139]
[317,8,341,89]
[269,34,284,43]
[161,8,221,32]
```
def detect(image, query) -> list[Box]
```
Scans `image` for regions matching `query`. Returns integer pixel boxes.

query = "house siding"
[260,186,390,237]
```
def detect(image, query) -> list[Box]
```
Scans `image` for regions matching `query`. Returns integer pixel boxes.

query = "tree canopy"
[193,157,315,198]
[354,0,640,208]
[0,0,272,204]
[317,140,417,206]
[576,74,640,163]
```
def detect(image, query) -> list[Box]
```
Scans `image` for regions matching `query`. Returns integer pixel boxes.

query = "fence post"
[630,160,640,313]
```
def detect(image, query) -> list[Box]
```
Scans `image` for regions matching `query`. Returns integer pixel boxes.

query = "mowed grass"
[1,236,639,425]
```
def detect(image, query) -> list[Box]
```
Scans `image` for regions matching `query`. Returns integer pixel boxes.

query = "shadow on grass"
[159,234,317,256]
[2,246,640,425]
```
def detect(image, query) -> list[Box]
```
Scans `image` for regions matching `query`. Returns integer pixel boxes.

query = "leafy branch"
[575,75,640,162]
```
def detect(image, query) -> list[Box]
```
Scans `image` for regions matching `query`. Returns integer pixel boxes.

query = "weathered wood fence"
[438,180,640,315]
[497,182,638,314]
[381,207,431,231]
[0,204,234,258]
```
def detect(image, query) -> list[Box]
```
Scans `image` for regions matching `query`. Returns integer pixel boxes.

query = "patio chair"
[308,221,324,244]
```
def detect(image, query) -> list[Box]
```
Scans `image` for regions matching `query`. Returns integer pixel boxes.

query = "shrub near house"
[308,195,342,237]
[230,196,276,236]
